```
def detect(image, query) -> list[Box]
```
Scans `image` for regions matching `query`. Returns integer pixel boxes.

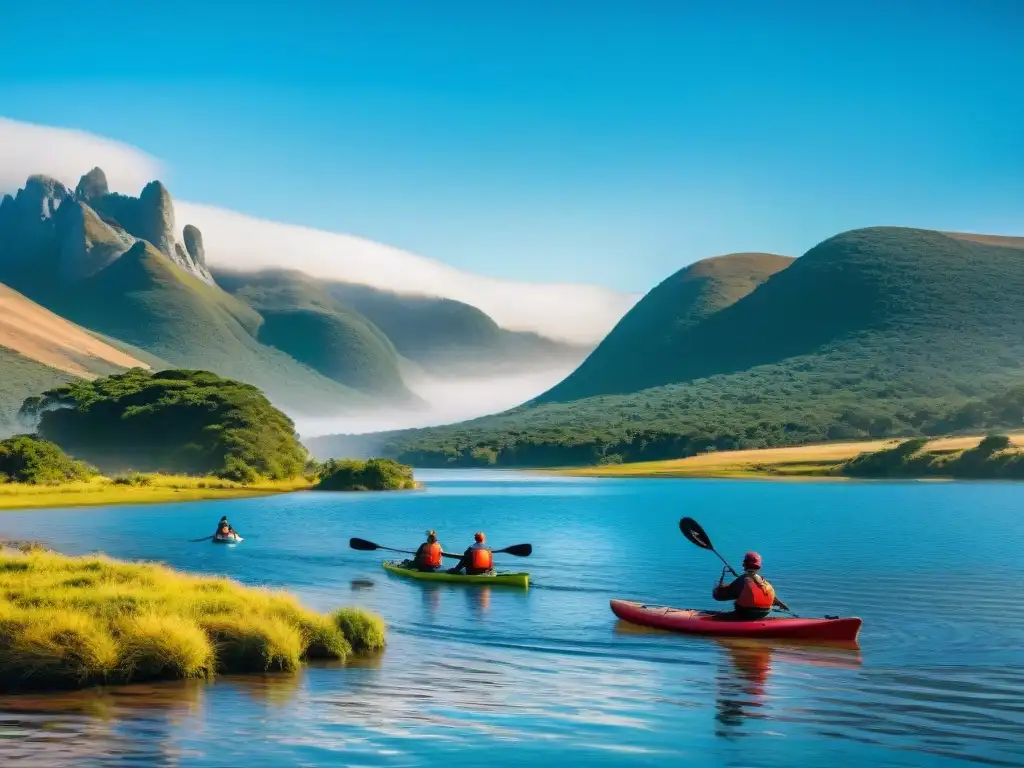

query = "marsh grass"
[0,548,385,691]
[0,474,313,510]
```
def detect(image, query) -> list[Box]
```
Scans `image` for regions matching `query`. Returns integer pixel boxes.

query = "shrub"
[315,458,415,491]
[0,435,95,485]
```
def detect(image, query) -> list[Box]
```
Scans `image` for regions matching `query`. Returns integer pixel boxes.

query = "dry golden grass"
[552,433,1024,479]
[0,475,313,510]
[0,547,386,691]
[0,283,149,377]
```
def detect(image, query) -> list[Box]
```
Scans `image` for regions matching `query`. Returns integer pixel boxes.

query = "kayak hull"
[382,560,528,588]
[610,599,861,643]
[213,534,243,544]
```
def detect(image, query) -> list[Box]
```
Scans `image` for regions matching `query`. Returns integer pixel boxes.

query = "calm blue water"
[0,471,1022,767]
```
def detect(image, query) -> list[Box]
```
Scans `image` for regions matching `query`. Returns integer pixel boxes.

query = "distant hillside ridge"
[321,226,1024,468]
[537,252,793,402]
[215,267,591,377]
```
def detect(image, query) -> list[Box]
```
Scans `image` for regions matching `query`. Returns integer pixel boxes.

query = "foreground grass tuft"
[331,607,387,653]
[0,548,384,691]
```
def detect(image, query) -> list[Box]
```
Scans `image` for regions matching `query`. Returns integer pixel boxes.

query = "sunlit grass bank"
[0,475,314,510]
[550,433,1024,480]
[0,544,386,691]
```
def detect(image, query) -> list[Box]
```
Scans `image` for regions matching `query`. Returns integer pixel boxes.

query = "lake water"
[1,471,1022,767]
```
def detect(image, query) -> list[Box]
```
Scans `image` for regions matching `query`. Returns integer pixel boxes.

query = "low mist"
[292,363,576,439]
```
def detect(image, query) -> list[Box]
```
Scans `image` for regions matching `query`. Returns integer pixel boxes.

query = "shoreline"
[543,433,1024,481]
[0,476,314,511]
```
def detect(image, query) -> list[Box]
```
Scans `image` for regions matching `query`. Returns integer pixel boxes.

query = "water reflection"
[713,639,863,736]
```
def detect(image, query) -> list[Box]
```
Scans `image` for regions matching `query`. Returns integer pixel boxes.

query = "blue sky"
[1,1,1022,293]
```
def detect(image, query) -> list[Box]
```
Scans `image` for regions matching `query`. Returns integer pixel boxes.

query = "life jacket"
[736,573,775,610]
[422,541,443,568]
[469,545,493,571]
[219,525,230,535]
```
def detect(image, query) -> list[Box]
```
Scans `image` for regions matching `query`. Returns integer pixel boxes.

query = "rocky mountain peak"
[75,167,109,202]
[182,224,206,270]
[19,175,72,220]
[136,180,176,256]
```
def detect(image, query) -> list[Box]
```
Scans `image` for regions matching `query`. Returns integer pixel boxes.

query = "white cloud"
[0,116,636,344]
[178,201,636,344]
[0,117,163,196]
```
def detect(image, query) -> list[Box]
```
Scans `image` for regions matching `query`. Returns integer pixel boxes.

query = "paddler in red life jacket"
[712,552,790,619]
[410,530,444,572]
[449,532,494,576]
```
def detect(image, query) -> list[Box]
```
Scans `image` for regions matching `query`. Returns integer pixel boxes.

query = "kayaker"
[712,552,789,619]
[215,516,237,537]
[408,530,444,572]
[448,532,494,576]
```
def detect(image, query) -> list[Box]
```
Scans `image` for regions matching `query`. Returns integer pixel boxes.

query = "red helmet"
[743,551,763,570]
[474,532,486,543]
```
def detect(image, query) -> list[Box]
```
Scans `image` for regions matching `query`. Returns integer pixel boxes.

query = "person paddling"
[215,516,238,538]
[712,552,789,619]
[406,530,443,572]
[448,532,494,576]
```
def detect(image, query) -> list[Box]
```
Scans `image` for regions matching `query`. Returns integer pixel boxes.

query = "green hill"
[539,252,792,402]
[211,269,413,400]
[332,227,1024,467]
[324,280,589,374]
[45,242,376,414]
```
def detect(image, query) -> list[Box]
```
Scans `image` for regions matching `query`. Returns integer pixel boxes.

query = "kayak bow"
[610,599,861,643]
[382,560,528,588]
[212,533,243,544]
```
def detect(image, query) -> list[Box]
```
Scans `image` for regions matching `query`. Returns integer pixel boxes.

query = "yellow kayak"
[381,560,529,588]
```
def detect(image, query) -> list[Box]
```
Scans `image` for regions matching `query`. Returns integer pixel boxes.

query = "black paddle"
[188,535,214,542]
[678,517,795,615]
[349,537,532,559]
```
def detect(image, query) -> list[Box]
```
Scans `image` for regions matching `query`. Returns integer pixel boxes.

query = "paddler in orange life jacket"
[448,532,494,576]
[410,530,444,572]
[712,552,790,619]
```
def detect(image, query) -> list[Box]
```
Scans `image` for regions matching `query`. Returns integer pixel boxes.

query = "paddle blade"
[349,537,380,551]
[498,543,533,557]
[679,518,714,550]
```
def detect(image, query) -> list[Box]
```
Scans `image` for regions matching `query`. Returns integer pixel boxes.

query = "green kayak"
[381,560,529,588]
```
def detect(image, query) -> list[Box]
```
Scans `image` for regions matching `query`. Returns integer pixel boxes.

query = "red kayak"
[610,599,862,643]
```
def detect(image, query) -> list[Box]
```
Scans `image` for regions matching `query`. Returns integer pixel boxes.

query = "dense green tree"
[21,369,308,479]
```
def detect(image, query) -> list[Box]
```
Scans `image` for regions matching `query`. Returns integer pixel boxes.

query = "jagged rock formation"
[0,168,212,287]
[74,167,109,202]
[182,224,207,271]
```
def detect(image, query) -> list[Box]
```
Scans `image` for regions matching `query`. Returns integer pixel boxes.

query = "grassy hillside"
[32,243,374,415]
[324,279,589,374]
[334,227,1024,467]
[539,252,792,402]
[213,269,412,399]
[0,280,149,436]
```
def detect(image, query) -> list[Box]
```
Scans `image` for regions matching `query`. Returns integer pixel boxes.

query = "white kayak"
[212,534,243,544]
